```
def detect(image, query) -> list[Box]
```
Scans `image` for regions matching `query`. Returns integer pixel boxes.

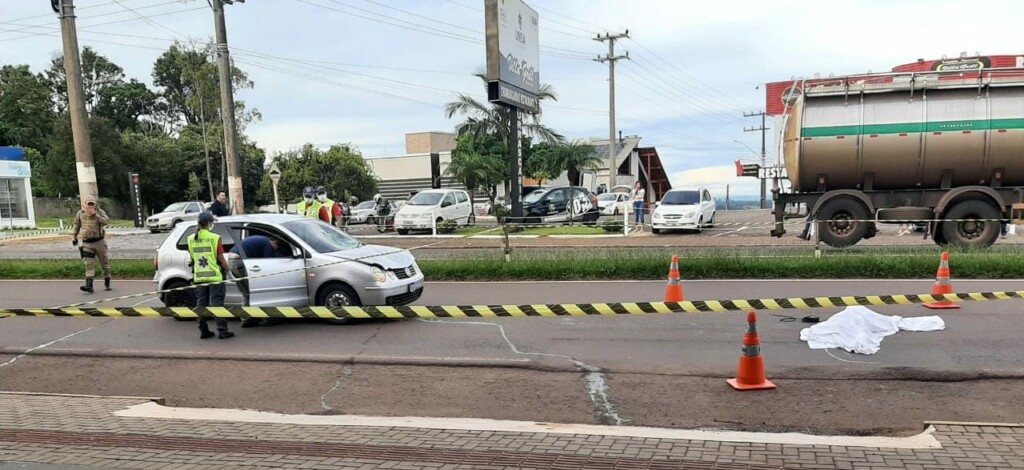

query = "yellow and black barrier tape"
[5,290,1022,319]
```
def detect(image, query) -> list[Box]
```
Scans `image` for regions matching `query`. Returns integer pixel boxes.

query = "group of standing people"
[297,186,344,227]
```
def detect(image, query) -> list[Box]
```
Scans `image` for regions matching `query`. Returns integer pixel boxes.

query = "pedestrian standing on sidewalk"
[631,181,646,232]
[209,191,230,217]
[188,211,234,340]
[72,196,111,293]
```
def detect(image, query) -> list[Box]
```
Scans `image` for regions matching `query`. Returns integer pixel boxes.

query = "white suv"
[393,189,474,235]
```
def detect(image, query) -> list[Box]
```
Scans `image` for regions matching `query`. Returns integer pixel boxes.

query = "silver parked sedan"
[153,214,424,308]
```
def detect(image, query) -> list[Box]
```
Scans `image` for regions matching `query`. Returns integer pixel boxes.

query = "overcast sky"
[2,0,1022,197]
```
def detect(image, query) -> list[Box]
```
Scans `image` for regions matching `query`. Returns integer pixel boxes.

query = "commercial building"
[367,132,670,203]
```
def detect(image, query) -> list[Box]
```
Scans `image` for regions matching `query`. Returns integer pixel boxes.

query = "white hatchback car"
[153,214,424,309]
[597,192,630,216]
[393,189,474,235]
[652,188,716,234]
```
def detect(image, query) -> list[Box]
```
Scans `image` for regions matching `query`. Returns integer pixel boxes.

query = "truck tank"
[783,75,1024,193]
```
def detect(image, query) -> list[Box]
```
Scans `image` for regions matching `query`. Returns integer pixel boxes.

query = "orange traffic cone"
[923,251,960,310]
[664,255,685,302]
[727,311,776,391]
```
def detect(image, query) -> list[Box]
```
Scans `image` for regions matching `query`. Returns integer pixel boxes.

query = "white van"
[393,189,474,235]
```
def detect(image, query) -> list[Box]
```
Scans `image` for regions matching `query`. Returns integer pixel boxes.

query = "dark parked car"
[519,186,601,225]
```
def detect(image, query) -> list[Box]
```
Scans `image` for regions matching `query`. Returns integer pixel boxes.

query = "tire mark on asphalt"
[416,319,627,426]
[0,319,114,369]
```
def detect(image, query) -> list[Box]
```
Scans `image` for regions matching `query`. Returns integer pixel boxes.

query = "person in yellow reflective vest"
[296,186,330,223]
[187,211,234,340]
[316,186,343,228]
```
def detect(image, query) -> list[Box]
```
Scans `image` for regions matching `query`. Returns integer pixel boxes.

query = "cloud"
[670,165,764,199]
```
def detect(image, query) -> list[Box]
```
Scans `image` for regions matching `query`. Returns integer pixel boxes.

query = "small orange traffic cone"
[923,251,960,310]
[664,255,685,302]
[727,311,776,391]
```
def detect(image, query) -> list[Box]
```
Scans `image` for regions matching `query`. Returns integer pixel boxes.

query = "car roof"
[177,213,308,226]
[416,188,463,194]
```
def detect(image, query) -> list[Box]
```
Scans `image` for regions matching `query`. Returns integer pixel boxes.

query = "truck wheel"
[817,198,870,248]
[941,200,1000,248]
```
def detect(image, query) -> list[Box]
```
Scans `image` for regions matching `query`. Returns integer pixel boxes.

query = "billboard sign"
[486,0,540,110]
[735,160,760,178]
[128,172,143,228]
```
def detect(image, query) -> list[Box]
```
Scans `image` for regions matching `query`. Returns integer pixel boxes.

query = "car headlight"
[370,266,388,283]
[420,213,432,219]
[684,212,695,218]
[653,211,662,218]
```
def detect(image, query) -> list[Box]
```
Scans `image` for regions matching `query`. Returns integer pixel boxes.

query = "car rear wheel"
[652,228,661,234]
[163,279,196,321]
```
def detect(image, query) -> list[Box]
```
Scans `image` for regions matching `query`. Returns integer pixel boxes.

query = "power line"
[111,0,186,40]
[617,64,747,127]
[294,0,593,61]
[3,0,121,24]
[439,0,593,39]
[627,37,750,110]
[0,0,191,37]
[0,5,207,43]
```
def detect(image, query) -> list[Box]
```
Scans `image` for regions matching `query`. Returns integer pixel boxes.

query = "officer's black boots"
[80,278,94,293]
[104,277,111,291]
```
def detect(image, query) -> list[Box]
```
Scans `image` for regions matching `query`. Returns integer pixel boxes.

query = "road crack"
[416,319,627,426]
[0,318,114,369]
[320,364,352,413]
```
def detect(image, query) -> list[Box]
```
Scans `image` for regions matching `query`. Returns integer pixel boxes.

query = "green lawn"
[1,217,135,233]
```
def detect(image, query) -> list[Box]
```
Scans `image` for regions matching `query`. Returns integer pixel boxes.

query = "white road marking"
[130,297,158,307]
[712,226,748,238]
[0,319,114,369]
[115,401,942,449]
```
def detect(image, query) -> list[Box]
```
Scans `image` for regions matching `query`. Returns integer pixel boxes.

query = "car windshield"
[598,194,618,201]
[356,201,375,209]
[408,192,444,206]
[662,191,700,205]
[283,219,360,253]
[162,202,187,213]
[523,189,547,204]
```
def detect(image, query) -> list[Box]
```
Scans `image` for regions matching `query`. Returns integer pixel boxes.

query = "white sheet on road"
[799,306,945,355]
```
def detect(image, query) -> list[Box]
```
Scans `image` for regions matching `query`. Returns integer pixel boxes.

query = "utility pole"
[211,0,244,214]
[55,0,97,205]
[744,111,768,209]
[594,31,629,188]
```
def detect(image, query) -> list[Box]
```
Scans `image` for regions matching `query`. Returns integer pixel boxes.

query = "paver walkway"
[1,393,1022,469]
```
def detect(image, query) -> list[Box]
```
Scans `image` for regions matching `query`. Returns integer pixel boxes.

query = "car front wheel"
[319,283,362,325]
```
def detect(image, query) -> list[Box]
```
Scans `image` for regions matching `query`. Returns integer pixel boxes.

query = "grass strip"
[3,252,1024,281]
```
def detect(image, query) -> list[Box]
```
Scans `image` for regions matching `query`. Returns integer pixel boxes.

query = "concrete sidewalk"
[1,393,1020,469]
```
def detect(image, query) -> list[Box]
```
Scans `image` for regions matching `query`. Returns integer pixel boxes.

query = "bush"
[602,219,625,233]
[438,219,458,234]
[491,203,509,221]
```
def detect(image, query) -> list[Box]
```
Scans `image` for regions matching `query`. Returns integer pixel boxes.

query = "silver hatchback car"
[153,214,424,308]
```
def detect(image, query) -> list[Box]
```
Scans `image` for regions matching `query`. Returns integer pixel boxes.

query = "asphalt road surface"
[2,280,1023,435]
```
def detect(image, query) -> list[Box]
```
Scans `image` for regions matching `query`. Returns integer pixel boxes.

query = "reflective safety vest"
[297,200,324,219]
[187,229,223,284]
[322,198,337,223]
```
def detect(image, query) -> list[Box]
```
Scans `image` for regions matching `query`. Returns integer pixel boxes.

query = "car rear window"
[175,224,236,251]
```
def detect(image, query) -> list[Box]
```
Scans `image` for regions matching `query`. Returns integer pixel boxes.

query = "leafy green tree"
[0,65,56,152]
[446,133,505,212]
[445,74,562,195]
[42,46,126,113]
[152,43,257,130]
[271,144,378,206]
[35,116,128,203]
[532,139,599,186]
[95,79,159,133]
[186,172,202,200]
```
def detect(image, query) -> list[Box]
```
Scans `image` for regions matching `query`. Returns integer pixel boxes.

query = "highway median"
[3,249,1024,281]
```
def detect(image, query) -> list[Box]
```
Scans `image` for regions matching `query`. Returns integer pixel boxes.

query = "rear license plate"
[402,220,413,225]
[409,280,423,292]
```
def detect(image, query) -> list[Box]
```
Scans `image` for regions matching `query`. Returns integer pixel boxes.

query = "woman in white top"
[631,181,646,231]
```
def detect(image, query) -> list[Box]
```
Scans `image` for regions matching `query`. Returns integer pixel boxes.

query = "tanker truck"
[771,67,1024,248]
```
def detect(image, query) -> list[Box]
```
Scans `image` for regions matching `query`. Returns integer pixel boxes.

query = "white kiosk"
[0,147,36,229]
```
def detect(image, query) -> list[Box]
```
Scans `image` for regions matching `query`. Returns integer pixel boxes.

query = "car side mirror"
[655,201,661,207]
[441,201,453,208]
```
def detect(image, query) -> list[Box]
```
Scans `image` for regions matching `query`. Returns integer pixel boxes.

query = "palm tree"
[445,134,504,221]
[445,74,563,151]
[537,139,599,186]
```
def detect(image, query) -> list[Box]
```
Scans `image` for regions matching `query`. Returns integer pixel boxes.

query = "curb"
[0,390,165,405]
[923,420,1024,428]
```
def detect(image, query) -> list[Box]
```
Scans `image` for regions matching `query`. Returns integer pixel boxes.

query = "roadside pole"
[211,0,244,214]
[268,162,281,214]
[55,0,98,206]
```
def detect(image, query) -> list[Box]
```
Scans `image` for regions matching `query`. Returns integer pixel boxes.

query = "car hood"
[597,200,618,207]
[397,205,436,216]
[149,211,175,219]
[352,208,374,215]
[324,244,416,270]
[656,204,700,213]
